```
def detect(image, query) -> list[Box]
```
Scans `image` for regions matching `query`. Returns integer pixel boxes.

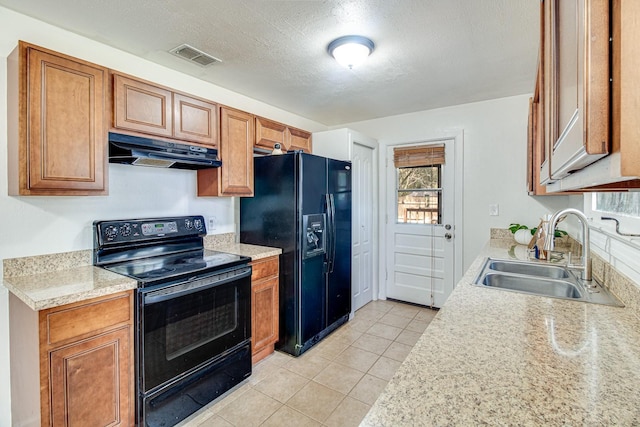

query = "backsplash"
[592,252,640,316]
[3,250,92,278]
[203,233,236,248]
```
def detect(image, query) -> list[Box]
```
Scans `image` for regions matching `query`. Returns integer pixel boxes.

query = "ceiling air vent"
[169,44,222,67]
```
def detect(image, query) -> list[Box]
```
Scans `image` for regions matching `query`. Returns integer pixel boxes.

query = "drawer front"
[250,256,279,281]
[43,292,132,347]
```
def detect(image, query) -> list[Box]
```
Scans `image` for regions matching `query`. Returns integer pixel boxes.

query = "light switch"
[489,204,499,216]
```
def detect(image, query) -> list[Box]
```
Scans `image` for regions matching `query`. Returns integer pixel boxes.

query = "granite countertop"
[209,243,282,261]
[2,265,137,311]
[362,239,640,426]
[3,235,281,311]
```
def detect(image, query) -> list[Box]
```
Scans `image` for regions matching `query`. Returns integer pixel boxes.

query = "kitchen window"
[394,144,444,224]
[587,193,640,240]
[595,193,640,217]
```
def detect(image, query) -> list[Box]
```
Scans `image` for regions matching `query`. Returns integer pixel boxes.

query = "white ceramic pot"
[514,229,532,245]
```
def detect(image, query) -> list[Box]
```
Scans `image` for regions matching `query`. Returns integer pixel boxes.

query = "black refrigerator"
[240,152,352,356]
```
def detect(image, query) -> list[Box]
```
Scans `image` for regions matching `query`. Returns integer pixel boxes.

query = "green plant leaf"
[508,223,528,234]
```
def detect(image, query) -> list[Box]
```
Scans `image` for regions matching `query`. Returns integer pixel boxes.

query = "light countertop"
[361,239,640,426]
[3,238,281,311]
[208,243,281,261]
[2,266,137,311]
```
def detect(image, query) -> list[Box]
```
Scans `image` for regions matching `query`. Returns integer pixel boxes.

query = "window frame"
[395,164,443,225]
[584,193,640,246]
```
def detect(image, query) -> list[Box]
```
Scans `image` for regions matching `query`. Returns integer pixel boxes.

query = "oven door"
[140,266,251,393]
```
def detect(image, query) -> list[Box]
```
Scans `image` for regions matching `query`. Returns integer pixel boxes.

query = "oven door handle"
[143,266,252,305]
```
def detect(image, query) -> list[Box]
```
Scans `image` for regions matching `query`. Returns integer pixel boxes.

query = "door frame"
[350,133,379,316]
[377,131,464,300]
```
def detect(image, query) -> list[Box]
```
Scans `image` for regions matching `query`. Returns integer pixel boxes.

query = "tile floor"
[180,299,438,427]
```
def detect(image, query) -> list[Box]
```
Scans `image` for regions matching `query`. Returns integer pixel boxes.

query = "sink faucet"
[544,208,592,281]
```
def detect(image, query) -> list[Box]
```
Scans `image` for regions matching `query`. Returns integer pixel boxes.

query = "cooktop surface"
[104,249,250,284]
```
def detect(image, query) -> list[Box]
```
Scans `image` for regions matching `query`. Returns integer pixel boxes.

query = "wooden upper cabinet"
[113,74,172,138]
[286,127,313,153]
[540,0,640,191]
[255,116,287,151]
[113,73,218,147]
[545,0,609,181]
[197,106,254,196]
[15,41,108,195]
[254,116,312,153]
[528,3,569,196]
[173,93,218,146]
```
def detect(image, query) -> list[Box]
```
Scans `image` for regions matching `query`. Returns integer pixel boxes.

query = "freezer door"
[240,154,299,353]
[327,159,352,325]
[299,154,329,346]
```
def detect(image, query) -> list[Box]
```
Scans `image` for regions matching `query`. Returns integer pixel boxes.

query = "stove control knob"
[194,218,203,231]
[119,223,132,237]
[184,218,193,230]
[104,225,118,241]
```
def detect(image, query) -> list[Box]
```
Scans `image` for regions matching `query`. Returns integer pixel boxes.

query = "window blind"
[393,144,445,168]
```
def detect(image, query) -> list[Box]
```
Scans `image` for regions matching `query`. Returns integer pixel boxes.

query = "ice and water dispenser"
[302,214,326,259]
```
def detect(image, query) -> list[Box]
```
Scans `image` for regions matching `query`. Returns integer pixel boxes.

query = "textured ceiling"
[0,0,540,126]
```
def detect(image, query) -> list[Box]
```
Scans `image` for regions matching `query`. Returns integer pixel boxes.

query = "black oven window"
[165,287,238,360]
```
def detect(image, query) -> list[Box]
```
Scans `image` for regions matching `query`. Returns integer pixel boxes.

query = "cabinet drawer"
[251,256,279,281]
[43,292,132,346]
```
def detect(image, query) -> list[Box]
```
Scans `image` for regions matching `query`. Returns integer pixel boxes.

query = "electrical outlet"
[489,204,499,216]
[208,216,217,231]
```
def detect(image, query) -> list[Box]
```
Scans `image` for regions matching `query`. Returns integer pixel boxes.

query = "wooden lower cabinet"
[40,291,134,426]
[250,256,279,364]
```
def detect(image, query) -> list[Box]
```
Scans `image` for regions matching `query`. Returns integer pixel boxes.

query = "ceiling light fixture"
[327,35,375,69]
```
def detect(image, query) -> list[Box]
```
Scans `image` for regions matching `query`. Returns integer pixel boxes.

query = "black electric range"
[94,215,250,286]
[93,215,252,427]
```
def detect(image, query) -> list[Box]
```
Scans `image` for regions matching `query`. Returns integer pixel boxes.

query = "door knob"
[445,224,452,230]
[444,233,452,240]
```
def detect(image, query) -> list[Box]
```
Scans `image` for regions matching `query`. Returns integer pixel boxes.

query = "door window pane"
[397,166,441,224]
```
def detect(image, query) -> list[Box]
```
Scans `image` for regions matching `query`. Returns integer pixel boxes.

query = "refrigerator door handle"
[325,193,333,273]
[329,193,337,273]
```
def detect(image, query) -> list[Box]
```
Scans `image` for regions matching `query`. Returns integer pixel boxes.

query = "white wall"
[338,95,582,273]
[0,7,327,426]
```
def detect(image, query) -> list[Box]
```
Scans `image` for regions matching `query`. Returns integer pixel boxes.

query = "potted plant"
[509,223,534,245]
[509,223,568,245]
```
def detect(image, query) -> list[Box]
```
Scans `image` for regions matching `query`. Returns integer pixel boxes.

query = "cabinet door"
[113,74,173,138]
[250,256,279,364]
[49,327,132,426]
[286,127,312,153]
[547,0,609,180]
[255,116,287,151]
[174,93,218,146]
[197,106,254,196]
[252,276,279,363]
[21,42,108,194]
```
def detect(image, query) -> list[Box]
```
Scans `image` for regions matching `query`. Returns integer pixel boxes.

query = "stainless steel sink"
[473,258,624,307]
[481,273,582,299]
[487,260,569,279]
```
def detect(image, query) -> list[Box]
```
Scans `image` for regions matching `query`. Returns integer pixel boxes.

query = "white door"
[352,142,374,311]
[385,138,457,307]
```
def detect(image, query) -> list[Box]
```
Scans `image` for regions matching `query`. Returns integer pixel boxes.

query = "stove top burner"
[104,249,250,285]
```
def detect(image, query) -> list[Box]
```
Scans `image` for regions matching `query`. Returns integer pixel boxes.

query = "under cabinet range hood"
[108,132,221,170]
